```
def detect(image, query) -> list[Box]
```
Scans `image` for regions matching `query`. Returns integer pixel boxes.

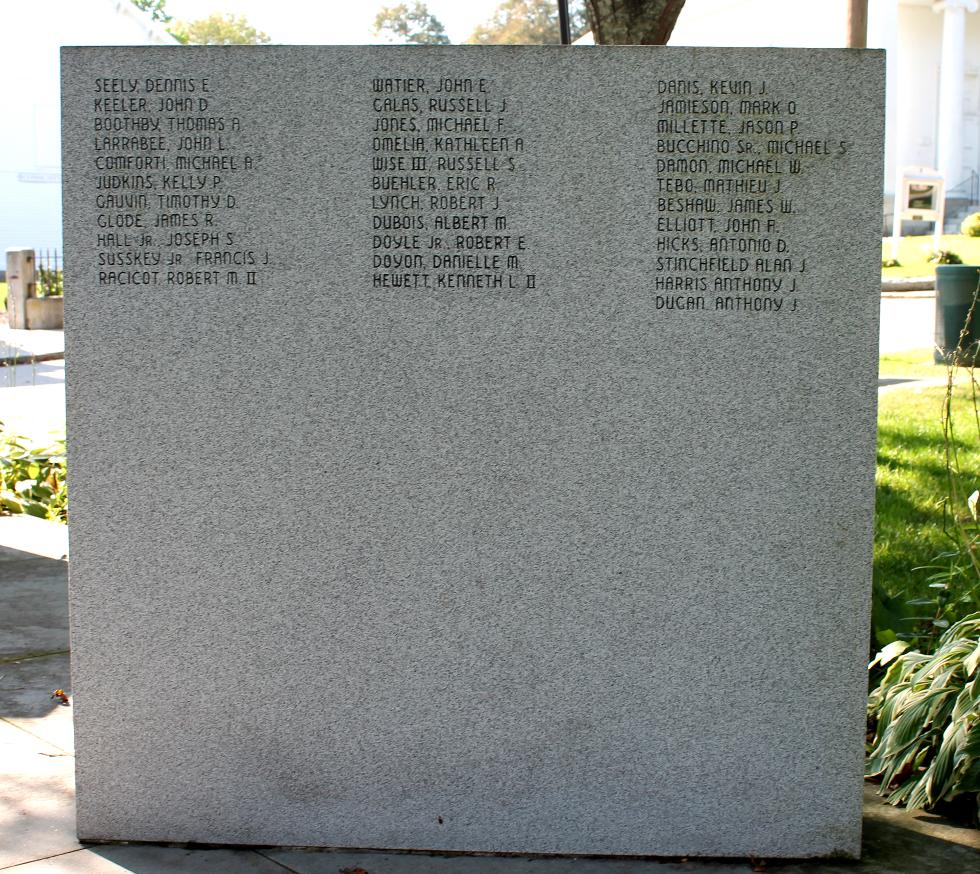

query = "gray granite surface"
[61,46,884,858]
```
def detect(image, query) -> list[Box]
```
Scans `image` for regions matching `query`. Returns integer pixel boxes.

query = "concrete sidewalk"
[1,520,978,873]
[0,327,64,367]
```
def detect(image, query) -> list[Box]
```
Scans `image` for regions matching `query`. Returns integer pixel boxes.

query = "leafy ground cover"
[882,235,980,279]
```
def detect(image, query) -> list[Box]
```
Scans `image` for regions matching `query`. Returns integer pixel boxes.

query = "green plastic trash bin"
[934,265,980,365]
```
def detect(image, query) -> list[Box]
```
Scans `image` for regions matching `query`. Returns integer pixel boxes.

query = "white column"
[870,1,901,236]
[934,0,978,192]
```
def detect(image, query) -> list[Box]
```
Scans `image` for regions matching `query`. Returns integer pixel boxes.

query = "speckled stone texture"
[62,46,884,858]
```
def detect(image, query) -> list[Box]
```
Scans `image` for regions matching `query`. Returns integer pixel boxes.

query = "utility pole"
[558,0,571,45]
[847,0,868,48]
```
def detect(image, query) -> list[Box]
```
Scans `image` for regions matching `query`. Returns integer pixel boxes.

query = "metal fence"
[34,248,63,298]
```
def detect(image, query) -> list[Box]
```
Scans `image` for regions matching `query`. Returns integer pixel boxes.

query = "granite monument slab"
[62,45,884,858]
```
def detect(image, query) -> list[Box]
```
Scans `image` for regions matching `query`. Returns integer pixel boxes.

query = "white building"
[0,0,176,256]
[669,0,980,228]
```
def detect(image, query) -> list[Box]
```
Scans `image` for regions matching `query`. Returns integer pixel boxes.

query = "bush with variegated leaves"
[866,613,980,819]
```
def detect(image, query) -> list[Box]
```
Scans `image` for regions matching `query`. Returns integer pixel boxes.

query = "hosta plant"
[0,424,67,522]
[866,613,980,820]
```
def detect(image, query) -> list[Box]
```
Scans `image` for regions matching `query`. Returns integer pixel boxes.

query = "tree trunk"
[847,0,868,49]
[585,0,686,45]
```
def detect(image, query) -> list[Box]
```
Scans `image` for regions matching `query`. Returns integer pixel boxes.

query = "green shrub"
[36,266,63,298]
[866,613,980,819]
[962,212,980,238]
[0,424,67,522]
[928,250,964,265]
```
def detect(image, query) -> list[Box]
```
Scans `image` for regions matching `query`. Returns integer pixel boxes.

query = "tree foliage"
[171,13,272,46]
[373,2,450,45]
[468,0,587,45]
[586,0,686,45]
[129,0,172,24]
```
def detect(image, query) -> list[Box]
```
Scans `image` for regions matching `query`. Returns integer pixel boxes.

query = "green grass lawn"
[875,371,980,645]
[0,282,6,312]
[879,348,945,380]
[882,234,980,279]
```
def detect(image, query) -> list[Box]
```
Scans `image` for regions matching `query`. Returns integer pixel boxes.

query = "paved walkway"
[879,290,936,355]
[0,327,66,448]
[0,327,64,366]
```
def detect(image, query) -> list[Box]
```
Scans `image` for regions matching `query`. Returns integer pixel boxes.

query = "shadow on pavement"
[861,798,980,871]
[0,543,71,721]
[877,377,925,388]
